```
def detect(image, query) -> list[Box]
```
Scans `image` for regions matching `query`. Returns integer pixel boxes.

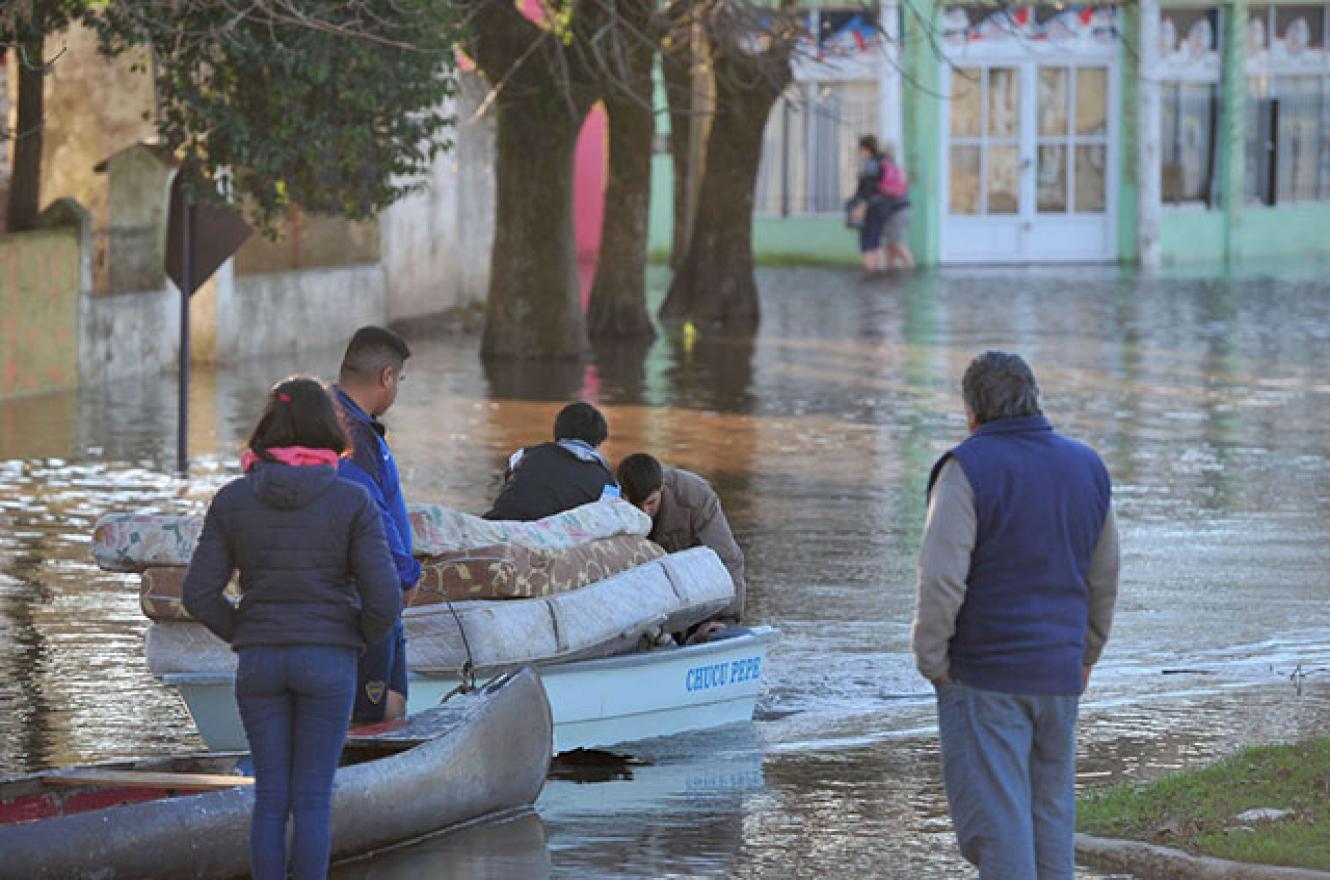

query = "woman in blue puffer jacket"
[183,375,402,880]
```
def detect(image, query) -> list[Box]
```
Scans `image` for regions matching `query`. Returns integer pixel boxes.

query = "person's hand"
[1082,664,1092,691]
[850,203,866,223]
[931,672,951,687]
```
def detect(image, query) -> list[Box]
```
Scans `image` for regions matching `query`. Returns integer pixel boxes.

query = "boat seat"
[46,769,254,791]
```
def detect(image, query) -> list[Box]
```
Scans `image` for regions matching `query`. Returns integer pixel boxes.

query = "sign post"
[165,169,253,473]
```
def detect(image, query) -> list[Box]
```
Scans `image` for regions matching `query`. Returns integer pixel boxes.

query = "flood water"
[3,265,1329,878]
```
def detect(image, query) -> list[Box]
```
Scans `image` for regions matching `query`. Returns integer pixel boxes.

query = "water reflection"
[2,265,1330,876]
[539,726,761,878]
[331,810,551,880]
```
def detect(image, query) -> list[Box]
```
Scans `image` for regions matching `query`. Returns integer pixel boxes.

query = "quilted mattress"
[95,498,652,572]
[143,547,736,677]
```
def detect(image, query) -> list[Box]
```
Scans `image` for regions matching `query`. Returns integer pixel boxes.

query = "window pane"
[1322,83,1330,200]
[1038,68,1069,137]
[1247,81,1272,204]
[950,146,982,214]
[1076,145,1107,212]
[1273,7,1323,56]
[952,68,983,137]
[1076,67,1109,136]
[754,98,787,215]
[988,68,1020,138]
[1038,145,1068,212]
[1161,82,1219,205]
[988,145,1020,213]
[1274,75,1321,203]
[1249,6,1271,55]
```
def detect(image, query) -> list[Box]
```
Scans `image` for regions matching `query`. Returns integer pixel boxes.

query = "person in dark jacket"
[333,326,421,724]
[484,401,620,521]
[616,453,746,627]
[847,134,891,272]
[183,376,401,880]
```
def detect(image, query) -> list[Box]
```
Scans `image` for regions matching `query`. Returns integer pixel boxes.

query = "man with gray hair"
[911,350,1119,879]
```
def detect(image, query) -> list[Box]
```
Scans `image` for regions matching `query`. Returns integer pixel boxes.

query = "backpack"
[878,160,908,199]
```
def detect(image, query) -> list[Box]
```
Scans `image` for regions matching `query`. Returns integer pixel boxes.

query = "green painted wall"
[1218,0,1249,262]
[901,1,942,266]
[1160,203,1330,265]
[1234,204,1330,261]
[0,227,81,400]
[1159,210,1227,263]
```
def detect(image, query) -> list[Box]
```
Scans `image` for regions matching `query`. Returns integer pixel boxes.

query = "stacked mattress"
[94,498,735,678]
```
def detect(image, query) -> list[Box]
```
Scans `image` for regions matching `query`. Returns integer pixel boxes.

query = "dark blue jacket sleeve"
[347,492,404,646]
[182,501,238,642]
[339,459,422,590]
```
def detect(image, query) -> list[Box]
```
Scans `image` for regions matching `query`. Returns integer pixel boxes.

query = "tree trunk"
[586,33,656,341]
[481,99,590,359]
[660,11,713,271]
[6,33,45,233]
[660,51,788,331]
[661,30,694,270]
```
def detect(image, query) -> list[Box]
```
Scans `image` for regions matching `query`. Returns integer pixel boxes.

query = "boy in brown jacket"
[616,453,746,624]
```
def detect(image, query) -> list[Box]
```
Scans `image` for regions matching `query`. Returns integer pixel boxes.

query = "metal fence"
[755,81,881,216]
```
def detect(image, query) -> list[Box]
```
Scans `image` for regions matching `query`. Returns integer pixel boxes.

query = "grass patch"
[1077,738,1330,871]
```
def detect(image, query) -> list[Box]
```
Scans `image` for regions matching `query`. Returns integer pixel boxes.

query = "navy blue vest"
[927,415,1110,695]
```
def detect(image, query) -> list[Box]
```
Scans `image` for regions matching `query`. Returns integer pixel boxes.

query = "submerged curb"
[1075,833,1330,880]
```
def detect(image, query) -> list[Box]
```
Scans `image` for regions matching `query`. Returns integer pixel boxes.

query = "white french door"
[940,57,1118,263]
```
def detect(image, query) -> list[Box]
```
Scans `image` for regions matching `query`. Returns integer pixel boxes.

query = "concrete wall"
[382,73,496,321]
[220,265,387,364]
[102,146,174,294]
[80,287,180,385]
[235,209,380,276]
[0,227,81,397]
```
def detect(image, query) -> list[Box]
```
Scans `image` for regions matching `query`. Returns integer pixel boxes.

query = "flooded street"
[3,265,1329,877]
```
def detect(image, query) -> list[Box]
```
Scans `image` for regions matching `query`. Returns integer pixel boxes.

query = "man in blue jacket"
[334,326,422,723]
[911,351,1120,880]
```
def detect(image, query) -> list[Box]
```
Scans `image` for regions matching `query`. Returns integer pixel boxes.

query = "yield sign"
[165,170,253,296]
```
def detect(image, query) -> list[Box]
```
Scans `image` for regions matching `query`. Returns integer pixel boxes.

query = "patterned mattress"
[144,547,736,678]
[139,566,239,622]
[415,535,665,603]
[94,498,653,572]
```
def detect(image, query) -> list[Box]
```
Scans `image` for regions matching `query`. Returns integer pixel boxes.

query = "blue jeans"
[936,679,1080,880]
[236,644,357,880]
[859,200,889,252]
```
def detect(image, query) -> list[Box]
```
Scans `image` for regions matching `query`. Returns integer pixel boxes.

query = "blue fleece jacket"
[334,387,422,591]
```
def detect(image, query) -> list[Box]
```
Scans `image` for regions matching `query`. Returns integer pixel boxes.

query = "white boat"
[163,626,780,754]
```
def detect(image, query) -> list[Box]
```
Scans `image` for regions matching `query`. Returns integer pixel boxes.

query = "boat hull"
[0,668,551,880]
[166,627,780,754]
